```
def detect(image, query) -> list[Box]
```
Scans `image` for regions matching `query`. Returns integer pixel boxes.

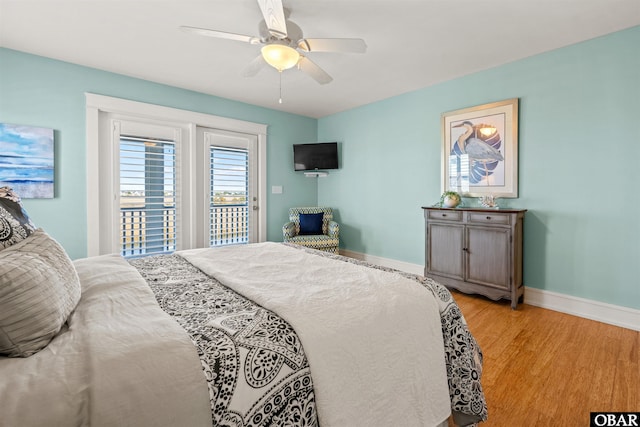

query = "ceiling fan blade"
[298,38,367,53]
[297,56,333,85]
[180,26,260,44]
[256,0,288,39]
[242,55,267,77]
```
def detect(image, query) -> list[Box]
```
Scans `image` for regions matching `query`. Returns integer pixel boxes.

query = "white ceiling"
[1,0,639,118]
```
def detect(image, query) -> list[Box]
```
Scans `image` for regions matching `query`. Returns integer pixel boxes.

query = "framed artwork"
[441,98,519,198]
[0,123,54,198]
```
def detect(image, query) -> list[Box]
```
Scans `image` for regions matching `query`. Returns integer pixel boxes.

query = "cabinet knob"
[486,216,491,220]
[462,247,468,252]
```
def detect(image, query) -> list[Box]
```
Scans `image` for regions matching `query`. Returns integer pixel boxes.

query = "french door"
[87,93,267,257]
[197,127,259,247]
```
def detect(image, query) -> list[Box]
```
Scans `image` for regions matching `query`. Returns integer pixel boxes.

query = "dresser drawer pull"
[442,214,447,217]
[486,216,491,220]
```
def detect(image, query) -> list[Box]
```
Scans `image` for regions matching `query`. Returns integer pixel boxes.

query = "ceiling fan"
[180,0,367,85]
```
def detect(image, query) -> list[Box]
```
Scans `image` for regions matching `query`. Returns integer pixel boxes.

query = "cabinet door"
[465,226,510,289]
[427,223,464,280]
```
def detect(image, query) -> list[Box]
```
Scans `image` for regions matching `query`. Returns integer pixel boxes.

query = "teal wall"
[0,48,317,259]
[317,26,640,310]
[2,26,638,310]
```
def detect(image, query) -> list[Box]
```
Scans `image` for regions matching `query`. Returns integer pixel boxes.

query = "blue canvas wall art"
[0,123,54,198]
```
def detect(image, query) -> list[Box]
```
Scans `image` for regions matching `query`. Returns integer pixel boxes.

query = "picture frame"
[441,98,519,198]
[0,123,54,198]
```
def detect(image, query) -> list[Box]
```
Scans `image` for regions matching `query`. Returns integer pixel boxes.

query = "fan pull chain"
[278,71,283,104]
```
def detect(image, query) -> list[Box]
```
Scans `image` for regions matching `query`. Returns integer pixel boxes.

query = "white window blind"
[120,135,177,257]
[209,146,249,246]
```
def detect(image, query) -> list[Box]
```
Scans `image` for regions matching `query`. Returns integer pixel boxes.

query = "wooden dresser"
[422,207,526,309]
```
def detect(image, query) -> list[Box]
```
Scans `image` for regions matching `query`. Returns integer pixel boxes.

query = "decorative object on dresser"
[439,191,461,208]
[479,195,499,208]
[422,207,526,309]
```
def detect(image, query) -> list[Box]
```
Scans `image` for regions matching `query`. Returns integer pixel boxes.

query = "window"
[86,94,267,257]
[209,147,249,246]
[110,119,182,259]
[120,136,177,257]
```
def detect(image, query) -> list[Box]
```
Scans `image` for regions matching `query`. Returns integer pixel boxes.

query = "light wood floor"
[449,290,639,426]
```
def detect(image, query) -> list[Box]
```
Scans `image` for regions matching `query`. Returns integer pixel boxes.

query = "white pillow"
[0,229,81,357]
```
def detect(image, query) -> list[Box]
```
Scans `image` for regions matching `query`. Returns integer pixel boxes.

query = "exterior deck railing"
[120,206,176,258]
[210,204,249,246]
[121,205,249,257]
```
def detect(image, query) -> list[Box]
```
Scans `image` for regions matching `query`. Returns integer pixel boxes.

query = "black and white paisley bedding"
[129,244,487,426]
[129,254,317,426]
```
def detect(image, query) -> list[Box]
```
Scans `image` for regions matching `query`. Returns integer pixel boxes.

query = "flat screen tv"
[293,142,339,171]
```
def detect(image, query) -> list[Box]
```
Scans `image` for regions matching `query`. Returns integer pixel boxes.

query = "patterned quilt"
[129,244,487,426]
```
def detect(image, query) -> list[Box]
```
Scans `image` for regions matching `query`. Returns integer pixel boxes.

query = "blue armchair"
[283,207,339,254]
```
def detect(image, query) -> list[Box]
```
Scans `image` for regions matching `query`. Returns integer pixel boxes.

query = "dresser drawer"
[468,212,511,225]
[428,210,463,221]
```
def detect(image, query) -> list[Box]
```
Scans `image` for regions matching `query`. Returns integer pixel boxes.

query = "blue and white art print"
[0,123,54,198]
[441,98,519,198]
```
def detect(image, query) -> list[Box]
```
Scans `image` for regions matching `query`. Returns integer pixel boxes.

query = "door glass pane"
[120,136,176,257]
[209,146,249,246]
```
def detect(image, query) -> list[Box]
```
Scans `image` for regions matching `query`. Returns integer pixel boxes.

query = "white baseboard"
[339,249,640,332]
[524,287,639,331]
[339,249,425,276]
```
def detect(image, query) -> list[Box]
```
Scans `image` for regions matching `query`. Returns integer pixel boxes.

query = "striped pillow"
[0,229,81,357]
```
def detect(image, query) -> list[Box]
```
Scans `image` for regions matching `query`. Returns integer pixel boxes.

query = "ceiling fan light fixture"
[261,44,300,71]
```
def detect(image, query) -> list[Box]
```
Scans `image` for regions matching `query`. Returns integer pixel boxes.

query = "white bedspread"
[179,242,451,427]
[0,255,212,427]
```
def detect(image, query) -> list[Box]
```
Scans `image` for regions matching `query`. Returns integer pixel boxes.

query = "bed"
[0,191,487,427]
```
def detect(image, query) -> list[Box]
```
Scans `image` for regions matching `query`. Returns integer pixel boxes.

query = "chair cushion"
[288,235,339,253]
[0,229,81,357]
[299,213,324,235]
[0,187,36,250]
